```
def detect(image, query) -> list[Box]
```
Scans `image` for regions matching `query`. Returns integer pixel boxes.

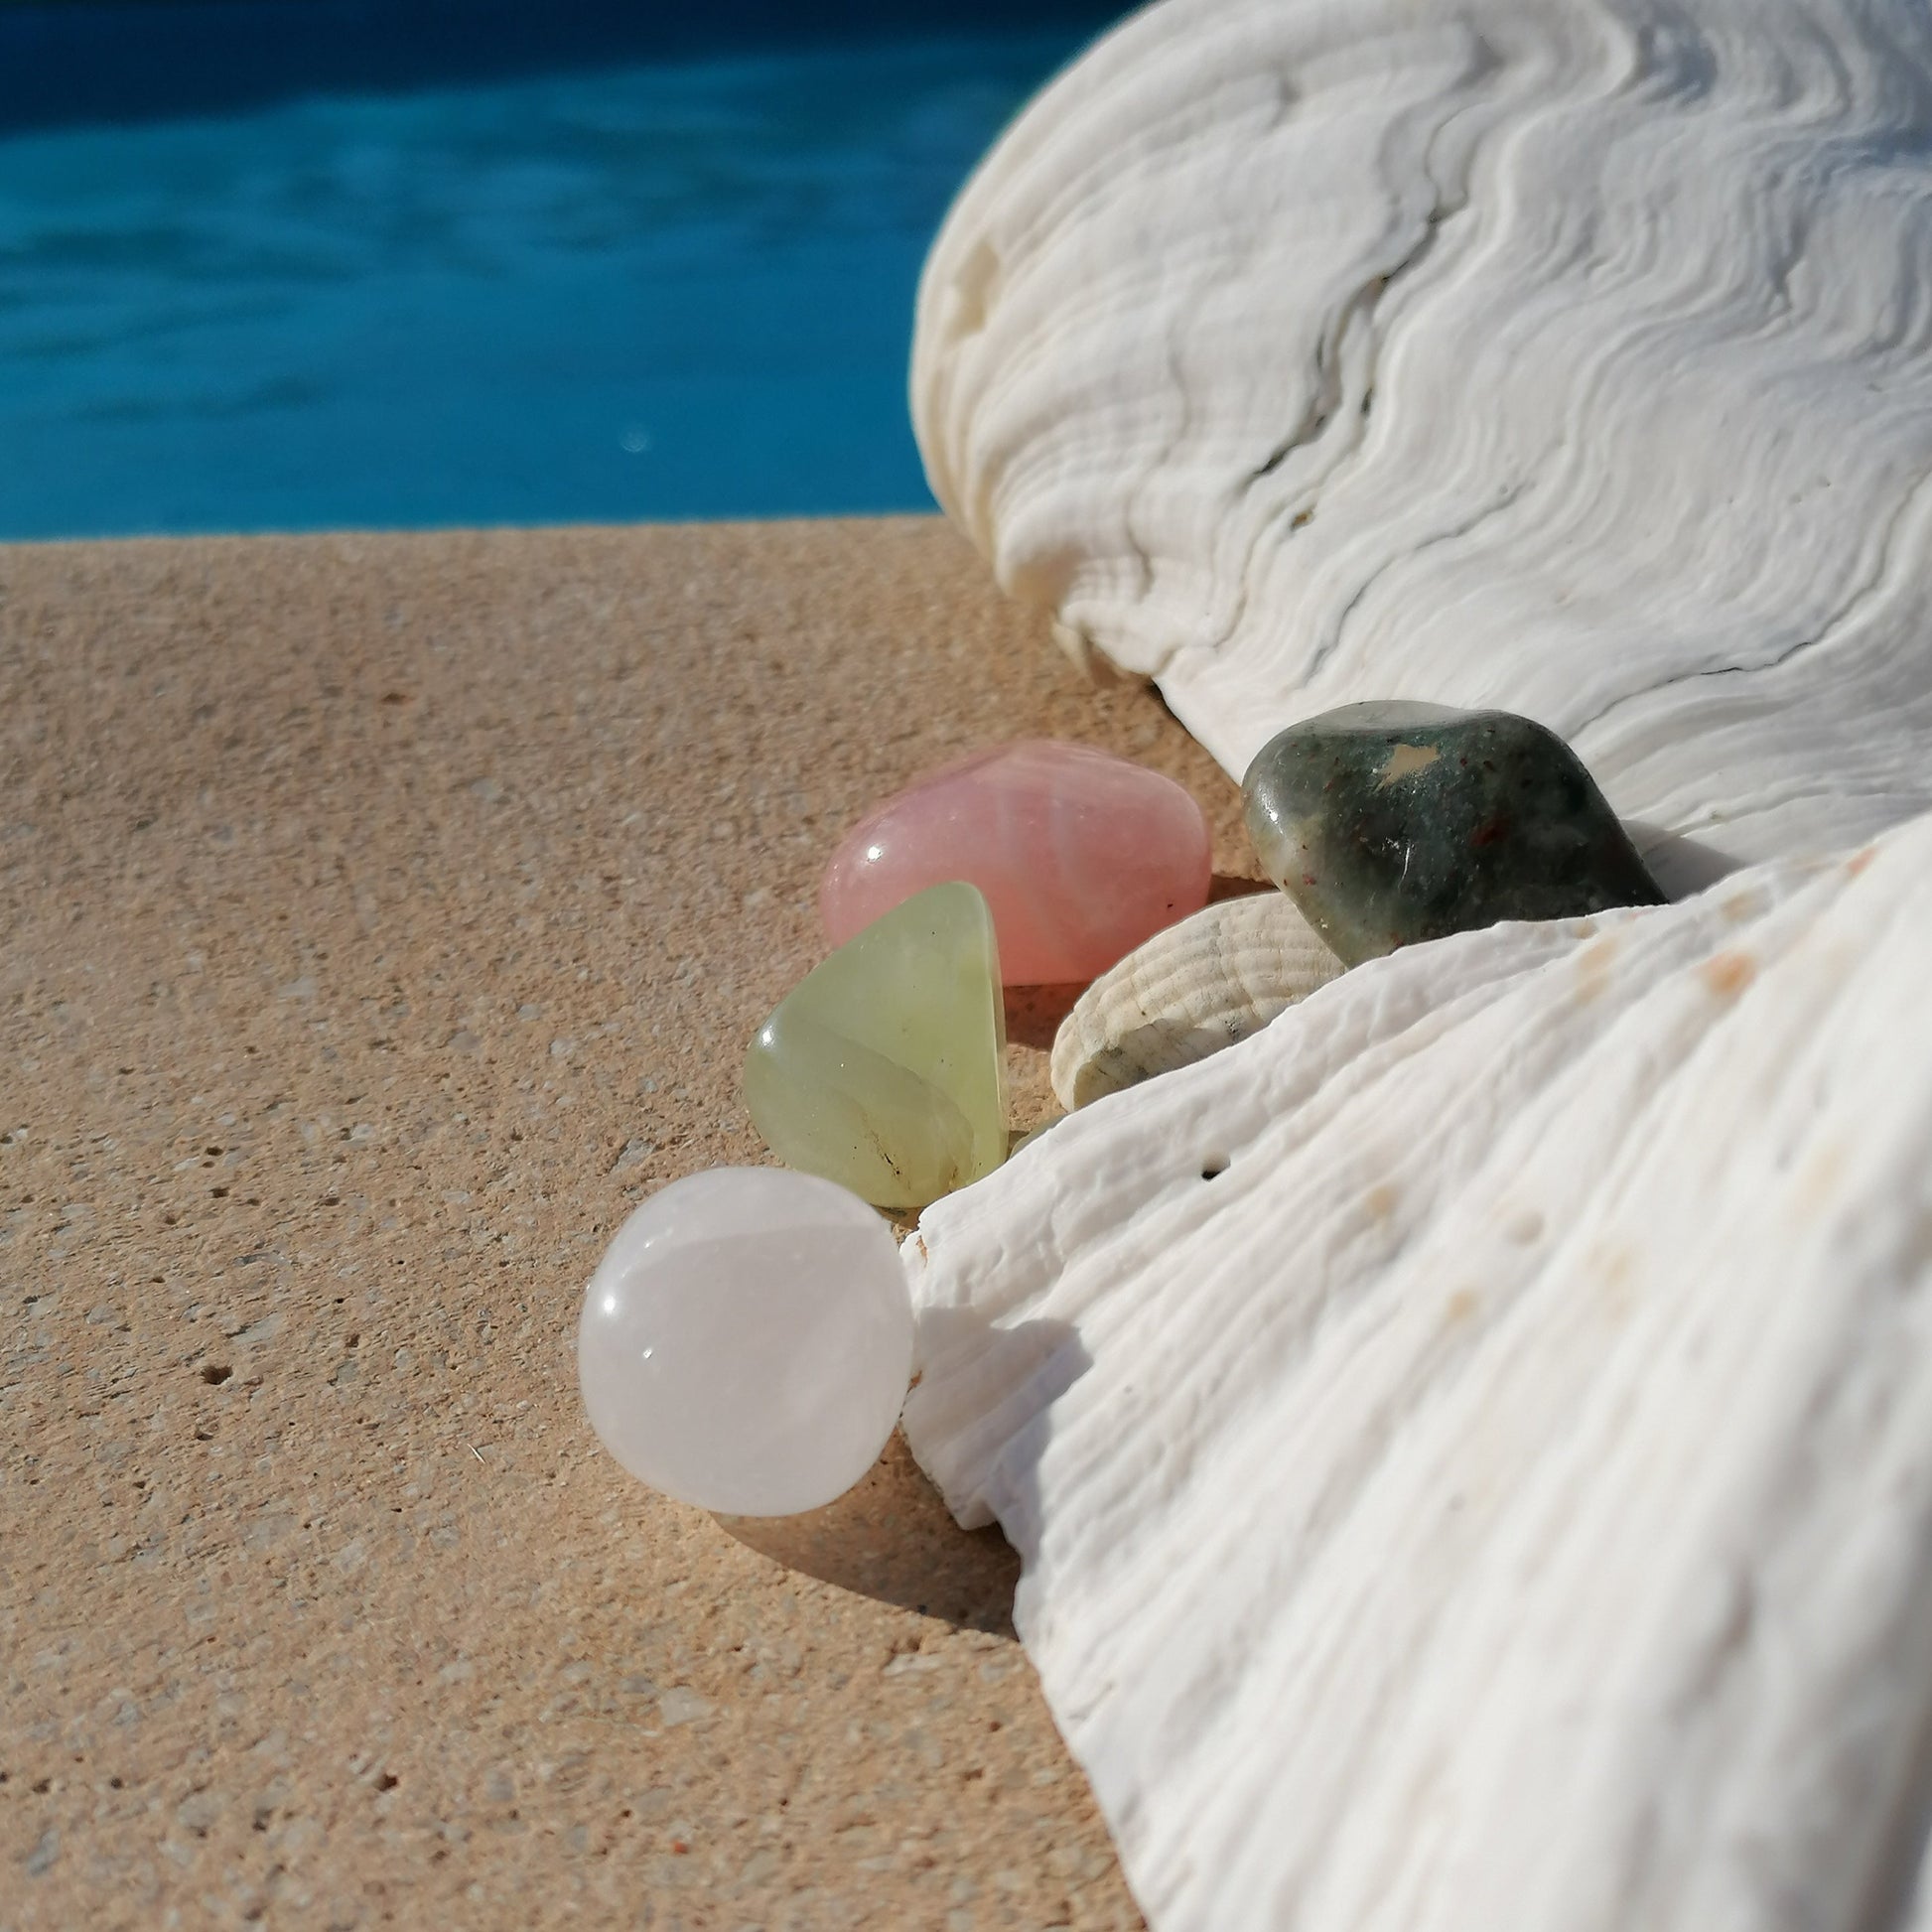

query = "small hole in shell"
[1200,1155,1229,1180]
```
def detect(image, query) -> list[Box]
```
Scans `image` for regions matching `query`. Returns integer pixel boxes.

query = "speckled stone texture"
[1243,701,1666,965]
[0,517,1254,1931]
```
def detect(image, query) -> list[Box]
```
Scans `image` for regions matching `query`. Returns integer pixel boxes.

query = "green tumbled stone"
[1242,701,1666,966]
[743,881,1007,1211]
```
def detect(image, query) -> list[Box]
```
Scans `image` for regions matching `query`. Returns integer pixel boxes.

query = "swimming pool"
[0,2,1126,539]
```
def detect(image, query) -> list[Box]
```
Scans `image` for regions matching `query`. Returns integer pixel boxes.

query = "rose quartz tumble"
[820,741,1213,984]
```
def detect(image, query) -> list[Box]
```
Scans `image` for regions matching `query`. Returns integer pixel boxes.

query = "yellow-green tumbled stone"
[743,882,1007,1211]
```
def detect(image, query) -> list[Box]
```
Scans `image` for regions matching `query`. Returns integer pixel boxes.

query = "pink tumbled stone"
[820,740,1213,984]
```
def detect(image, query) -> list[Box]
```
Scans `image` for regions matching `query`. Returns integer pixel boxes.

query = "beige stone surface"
[0,518,1254,1930]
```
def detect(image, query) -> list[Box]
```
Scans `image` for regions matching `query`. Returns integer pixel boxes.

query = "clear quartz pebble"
[577,1168,913,1516]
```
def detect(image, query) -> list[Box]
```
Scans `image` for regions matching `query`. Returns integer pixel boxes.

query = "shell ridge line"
[1211,12,1510,607]
[1571,455,1932,748]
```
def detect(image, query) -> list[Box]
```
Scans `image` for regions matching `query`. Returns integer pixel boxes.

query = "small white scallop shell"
[1050,893,1341,1110]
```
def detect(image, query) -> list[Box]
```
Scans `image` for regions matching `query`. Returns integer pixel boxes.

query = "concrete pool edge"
[0,514,1258,1928]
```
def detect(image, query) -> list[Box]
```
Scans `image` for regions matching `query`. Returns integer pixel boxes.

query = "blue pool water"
[0,3,1124,538]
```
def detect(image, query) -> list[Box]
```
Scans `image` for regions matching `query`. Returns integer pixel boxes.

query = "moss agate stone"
[1242,702,1666,965]
[743,882,1007,1211]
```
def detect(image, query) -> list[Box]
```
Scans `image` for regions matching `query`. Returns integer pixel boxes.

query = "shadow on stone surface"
[1002,878,1271,1049]
[715,1431,1021,1636]
[1005,982,1085,1049]
[1626,820,1742,898]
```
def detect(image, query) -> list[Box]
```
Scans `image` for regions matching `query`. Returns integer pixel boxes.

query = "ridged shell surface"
[1050,891,1341,1108]
[911,0,1932,892]
[902,822,1932,1932]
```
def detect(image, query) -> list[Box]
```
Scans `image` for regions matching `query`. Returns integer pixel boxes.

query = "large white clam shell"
[1050,890,1341,1109]
[903,4,1932,1927]
[904,826,1932,1931]
[911,0,1932,892]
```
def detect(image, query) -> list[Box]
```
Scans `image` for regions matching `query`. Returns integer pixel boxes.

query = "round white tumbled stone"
[577,1167,913,1517]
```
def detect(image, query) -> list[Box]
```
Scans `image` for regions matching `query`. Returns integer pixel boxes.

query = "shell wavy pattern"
[911,0,1932,891]
[1049,890,1341,1109]
[905,828,1932,1931]
[902,4,1932,1927]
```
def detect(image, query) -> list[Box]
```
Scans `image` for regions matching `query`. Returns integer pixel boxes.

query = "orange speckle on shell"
[1701,950,1756,999]
[1575,934,1619,1003]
